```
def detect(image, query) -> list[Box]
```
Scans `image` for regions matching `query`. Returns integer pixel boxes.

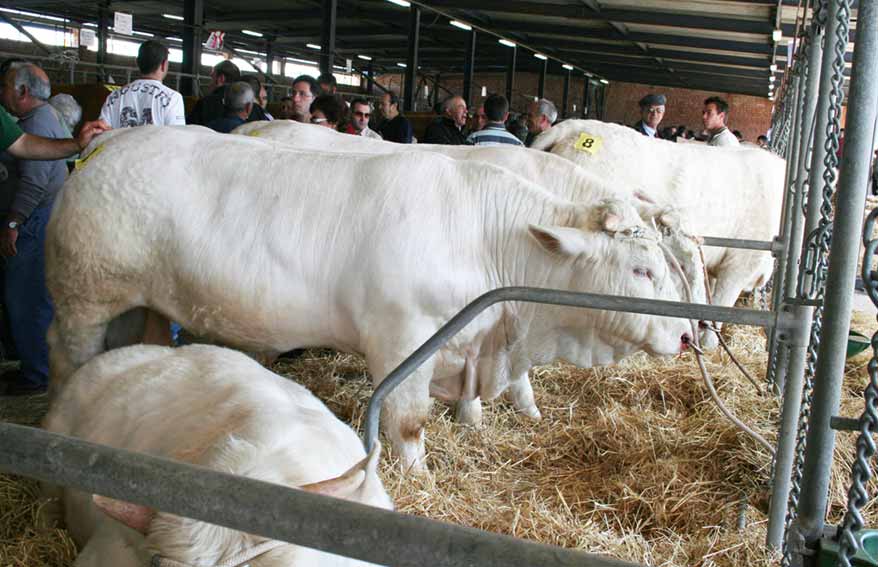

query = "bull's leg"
[506,371,541,420]
[46,319,108,398]
[367,353,435,473]
[454,353,482,426]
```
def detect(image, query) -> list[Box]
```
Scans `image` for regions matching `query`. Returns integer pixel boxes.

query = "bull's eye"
[633,267,653,280]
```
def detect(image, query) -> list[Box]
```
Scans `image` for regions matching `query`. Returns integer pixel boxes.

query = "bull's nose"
[680,332,692,350]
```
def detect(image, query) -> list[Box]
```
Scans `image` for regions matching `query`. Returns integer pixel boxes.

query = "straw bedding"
[2,313,876,567]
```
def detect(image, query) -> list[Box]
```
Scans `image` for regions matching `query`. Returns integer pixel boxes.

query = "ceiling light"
[132,30,154,37]
[306,43,321,50]
[599,79,609,84]
[498,39,516,48]
[562,64,573,70]
[772,29,783,42]
[83,22,97,27]
[166,36,182,41]
[770,63,778,72]
[162,14,183,21]
[358,54,372,60]
[450,20,471,31]
[386,0,411,6]
[534,53,547,60]
[397,62,407,68]
[242,29,263,37]
[769,75,776,83]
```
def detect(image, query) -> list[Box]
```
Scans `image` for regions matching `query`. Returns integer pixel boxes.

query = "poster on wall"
[114,12,132,36]
[79,28,96,48]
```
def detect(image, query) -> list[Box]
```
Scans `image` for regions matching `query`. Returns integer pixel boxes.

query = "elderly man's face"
[291,81,315,116]
[526,102,546,134]
[641,104,665,129]
[351,102,371,132]
[702,103,725,130]
[446,97,468,127]
[1,71,22,116]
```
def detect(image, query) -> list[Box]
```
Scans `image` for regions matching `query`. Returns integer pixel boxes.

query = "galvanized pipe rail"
[793,0,878,561]
[363,286,787,452]
[701,236,779,252]
[0,423,638,567]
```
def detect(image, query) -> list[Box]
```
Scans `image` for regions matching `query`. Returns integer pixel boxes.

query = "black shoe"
[0,378,47,396]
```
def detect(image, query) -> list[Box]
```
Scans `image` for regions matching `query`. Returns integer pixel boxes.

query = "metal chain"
[781,1,850,563]
[837,210,878,567]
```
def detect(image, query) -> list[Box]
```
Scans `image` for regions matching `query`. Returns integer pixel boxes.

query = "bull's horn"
[299,443,381,498]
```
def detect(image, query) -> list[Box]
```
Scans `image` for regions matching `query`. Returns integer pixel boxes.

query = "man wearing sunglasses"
[345,98,382,140]
[632,93,666,138]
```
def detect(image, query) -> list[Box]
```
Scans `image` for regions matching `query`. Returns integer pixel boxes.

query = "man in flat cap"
[632,93,666,138]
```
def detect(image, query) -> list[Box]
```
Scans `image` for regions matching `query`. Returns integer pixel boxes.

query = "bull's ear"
[528,225,589,257]
[93,495,154,534]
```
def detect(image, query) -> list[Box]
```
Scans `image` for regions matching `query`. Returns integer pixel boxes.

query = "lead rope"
[659,242,776,456]
[697,245,764,395]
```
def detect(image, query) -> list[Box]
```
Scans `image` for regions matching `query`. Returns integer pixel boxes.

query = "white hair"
[224,82,255,112]
[535,98,558,124]
[49,94,82,131]
[11,62,51,101]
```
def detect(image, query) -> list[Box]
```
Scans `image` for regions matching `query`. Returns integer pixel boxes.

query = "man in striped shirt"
[465,94,523,147]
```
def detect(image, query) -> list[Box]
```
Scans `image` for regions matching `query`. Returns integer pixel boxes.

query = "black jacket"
[423,116,468,145]
[187,85,228,126]
[631,120,658,137]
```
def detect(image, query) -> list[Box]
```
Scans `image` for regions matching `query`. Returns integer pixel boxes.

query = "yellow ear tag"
[74,144,105,171]
[573,132,602,154]
[247,130,263,137]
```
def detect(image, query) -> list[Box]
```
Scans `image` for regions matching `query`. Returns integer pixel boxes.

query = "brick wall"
[603,80,775,143]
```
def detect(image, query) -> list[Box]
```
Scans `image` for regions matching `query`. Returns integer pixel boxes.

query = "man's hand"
[76,119,112,151]
[0,226,18,257]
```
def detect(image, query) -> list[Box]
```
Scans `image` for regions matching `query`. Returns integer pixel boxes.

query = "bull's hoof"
[518,404,542,421]
[455,398,483,426]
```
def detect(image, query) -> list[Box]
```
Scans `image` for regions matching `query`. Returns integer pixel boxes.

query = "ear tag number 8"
[573,132,602,154]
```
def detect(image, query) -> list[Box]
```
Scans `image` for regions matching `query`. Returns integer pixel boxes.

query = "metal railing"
[0,423,637,567]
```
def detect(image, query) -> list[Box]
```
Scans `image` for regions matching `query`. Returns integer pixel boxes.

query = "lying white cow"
[530,119,785,312]
[42,344,393,566]
[47,126,695,470]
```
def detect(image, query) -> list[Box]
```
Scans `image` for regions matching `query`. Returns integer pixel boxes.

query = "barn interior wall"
[603,80,774,142]
[376,71,593,118]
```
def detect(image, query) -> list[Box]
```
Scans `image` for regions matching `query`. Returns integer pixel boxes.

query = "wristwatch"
[7,221,19,230]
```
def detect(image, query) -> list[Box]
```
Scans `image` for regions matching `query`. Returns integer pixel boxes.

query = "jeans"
[4,204,53,387]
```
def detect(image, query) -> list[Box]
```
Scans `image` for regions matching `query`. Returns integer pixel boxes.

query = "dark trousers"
[4,205,52,387]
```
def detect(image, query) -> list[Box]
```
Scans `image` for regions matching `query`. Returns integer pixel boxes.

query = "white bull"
[232,120,709,421]
[42,344,393,567]
[530,119,785,313]
[47,126,695,470]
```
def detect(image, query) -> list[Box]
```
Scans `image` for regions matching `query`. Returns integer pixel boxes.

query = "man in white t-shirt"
[99,40,185,128]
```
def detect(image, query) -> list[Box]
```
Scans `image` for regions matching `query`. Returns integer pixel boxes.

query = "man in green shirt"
[1,104,108,159]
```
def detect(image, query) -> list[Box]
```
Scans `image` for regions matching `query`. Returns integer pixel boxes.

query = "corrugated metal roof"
[3,0,861,97]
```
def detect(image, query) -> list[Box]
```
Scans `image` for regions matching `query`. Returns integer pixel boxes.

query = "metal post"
[367,61,374,95]
[97,1,109,73]
[320,0,337,77]
[181,0,203,97]
[796,0,876,553]
[462,30,476,108]
[505,46,516,107]
[265,39,274,92]
[538,58,547,100]
[562,69,570,118]
[582,77,589,117]
[433,73,440,110]
[404,5,420,112]
[768,305,815,549]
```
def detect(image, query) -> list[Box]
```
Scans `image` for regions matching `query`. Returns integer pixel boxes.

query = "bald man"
[0,63,100,395]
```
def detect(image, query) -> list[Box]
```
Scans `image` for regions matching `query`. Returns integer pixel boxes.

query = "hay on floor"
[2,312,877,566]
